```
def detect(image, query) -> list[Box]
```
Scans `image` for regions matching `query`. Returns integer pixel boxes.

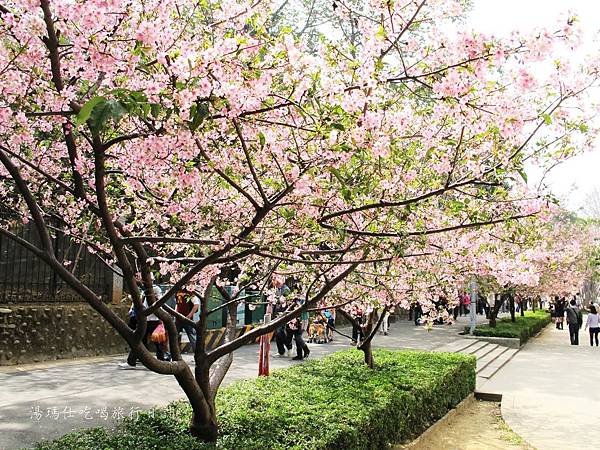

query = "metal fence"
[0,222,112,303]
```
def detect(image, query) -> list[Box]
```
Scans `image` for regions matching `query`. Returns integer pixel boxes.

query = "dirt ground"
[399,400,536,450]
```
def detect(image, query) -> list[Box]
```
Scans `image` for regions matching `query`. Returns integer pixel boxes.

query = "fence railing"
[0,221,112,303]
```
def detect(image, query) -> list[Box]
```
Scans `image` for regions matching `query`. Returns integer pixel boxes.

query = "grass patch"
[472,310,551,344]
[33,350,475,450]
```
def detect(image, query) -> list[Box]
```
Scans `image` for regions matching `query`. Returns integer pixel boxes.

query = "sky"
[466,0,600,214]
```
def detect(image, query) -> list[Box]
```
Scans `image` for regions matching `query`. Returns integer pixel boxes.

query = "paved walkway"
[481,322,600,450]
[0,316,485,450]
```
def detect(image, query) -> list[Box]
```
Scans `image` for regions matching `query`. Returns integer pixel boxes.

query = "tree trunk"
[520,301,525,317]
[189,408,218,443]
[187,290,239,443]
[361,339,374,369]
[356,309,386,369]
[173,363,219,443]
[174,382,218,442]
[488,294,503,328]
[509,294,516,322]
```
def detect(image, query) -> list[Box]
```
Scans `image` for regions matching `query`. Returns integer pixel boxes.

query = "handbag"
[151,322,167,344]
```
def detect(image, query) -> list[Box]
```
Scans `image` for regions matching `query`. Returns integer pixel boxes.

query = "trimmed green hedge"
[33,350,475,450]
[472,310,551,344]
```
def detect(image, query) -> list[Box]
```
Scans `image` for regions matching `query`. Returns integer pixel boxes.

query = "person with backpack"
[565,299,583,345]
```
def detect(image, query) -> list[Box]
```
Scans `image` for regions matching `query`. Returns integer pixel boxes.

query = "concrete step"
[435,339,481,354]
[436,338,520,384]
[460,340,489,355]
[477,348,519,379]
[472,343,499,360]
[476,346,509,374]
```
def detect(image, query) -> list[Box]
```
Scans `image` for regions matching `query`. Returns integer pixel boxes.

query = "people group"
[550,294,600,347]
[272,291,311,361]
[119,281,200,369]
[120,277,600,372]
[271,277,340,360]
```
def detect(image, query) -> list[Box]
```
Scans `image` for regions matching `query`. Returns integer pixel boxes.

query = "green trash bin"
[206,285,226,329]
[243,290,266,324]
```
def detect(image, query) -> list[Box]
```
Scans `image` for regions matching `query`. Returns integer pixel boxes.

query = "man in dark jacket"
[565,299,583,345]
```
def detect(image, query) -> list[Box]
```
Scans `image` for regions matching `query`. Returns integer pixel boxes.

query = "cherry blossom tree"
[470,210,598,324]
[0,0,598,442]
[520,215,596,298]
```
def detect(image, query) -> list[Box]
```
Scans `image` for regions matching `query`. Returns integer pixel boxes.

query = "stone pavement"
[0,315,486,450]
[481,322,600,450]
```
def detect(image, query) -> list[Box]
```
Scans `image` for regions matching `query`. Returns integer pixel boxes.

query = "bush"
[472,310,551,344]
[33,350,475,450]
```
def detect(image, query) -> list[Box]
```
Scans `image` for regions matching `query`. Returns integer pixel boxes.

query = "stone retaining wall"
[0,303,130,366]
[464,334,521,348]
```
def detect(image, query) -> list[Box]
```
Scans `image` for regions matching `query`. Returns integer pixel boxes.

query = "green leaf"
[258,131,266,148]
[579,123,589,133]
[517,169,528,183]
[141,103,151,118]
[331,122,345,131]
[541,113,552,125]
[88,100,127,133]
[189,101,210,132]
[150,103,161,119]
[128,90,148,103]
[76,96,105,125]
[327,167,344,183]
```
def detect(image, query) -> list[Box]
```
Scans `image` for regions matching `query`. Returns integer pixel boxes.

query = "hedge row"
[34,349,475,450]
[472,310,551,344]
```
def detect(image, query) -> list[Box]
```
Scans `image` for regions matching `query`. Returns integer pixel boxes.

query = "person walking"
[555,297,565,330]
[351,306,365,344]
[565,299,583,346]
[590,299,600,315]
[120,282,165,369]
[272,277,293,357]
[289,309,310,361]
[273,298,293,356]
[323,309,335,340]
[461,291,471,316]
[485,292,494,319]
[175,289,200,352]
[585,305,599,347]
[381,309,390,335]
[413,302,422,326]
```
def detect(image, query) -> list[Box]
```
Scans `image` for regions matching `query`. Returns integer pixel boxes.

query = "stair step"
[460,340,489,355]
[478,348,519,379]
[472,343,499,359]
[474,391,503,402]
[476,346,509,374]
[435,339,480,354]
